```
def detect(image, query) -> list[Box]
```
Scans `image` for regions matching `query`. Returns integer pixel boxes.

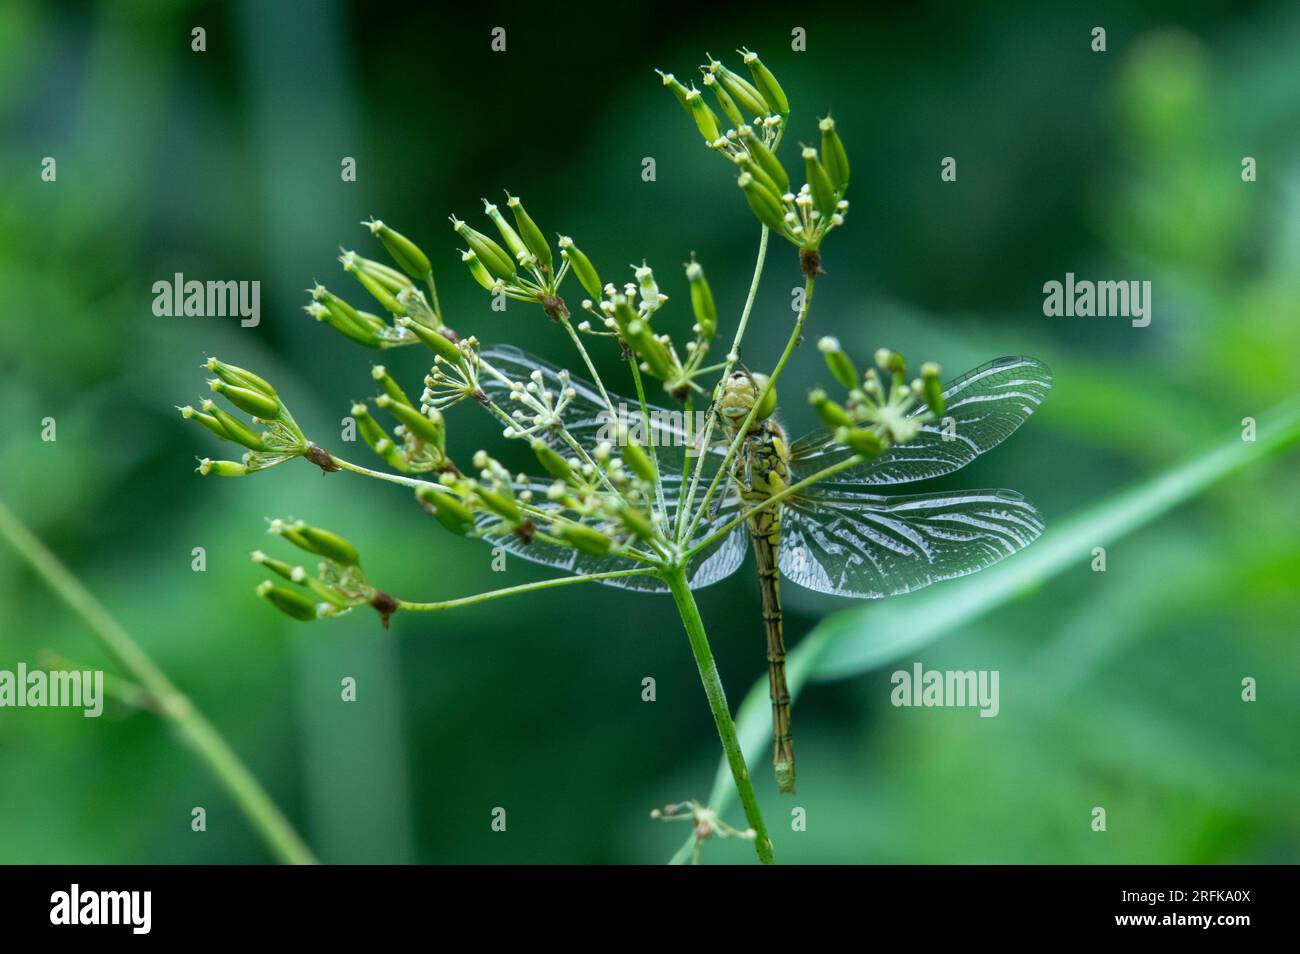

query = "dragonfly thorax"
[716,370,776,438]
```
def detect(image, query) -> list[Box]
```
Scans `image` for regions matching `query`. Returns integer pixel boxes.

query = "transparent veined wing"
[789,356,1052,486]
[777,485,1044,598]
[472,475,747,593]
[479,345,718,475]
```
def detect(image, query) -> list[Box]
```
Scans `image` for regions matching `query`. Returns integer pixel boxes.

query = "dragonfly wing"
[777,485,1044,598]
[479,345,715,474]
[789,355,1052,485]
[471,476,746,593]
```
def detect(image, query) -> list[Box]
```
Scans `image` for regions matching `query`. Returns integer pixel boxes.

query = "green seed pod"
[376,393,444,448]
[737,172,788,233]
[415,486,477,536]
[839,426,886,458]
[202,400,267,451]
[740,49,789,120]
[803,146,838,220]
[483,200,530,266]
[656,69,691,110]
[351,402,388,448]
[290,523,361,566]
[340,255,407,316]
[556,521,613,557]
[685,261,717,341]
[685,87,721,142]
[197,458,248,477]
[921,362,945,416]
[451,216,516,280]
[750,372,778,421]
[875,348,907,378]
[625,320,673,379]
[179,405,232,443]
[475,487,522,524]
[531,439,574,482]
[617,503,657,541]
[819,116,850,193]
[461,249,498,291]
[737,125,790,194]
[395,317,465,369]
[209,379,281,420]
[205,358,277,398]
[808,388,854,429]
[702,72,745,128]
[817,337,859,390]
[505,194,553,270]
[611,294,639,335]
[250,550,301,584]
[733,152,783,203]
[705,57,768,118]
[305,301,381,348]
[371,365,413,407]
[365,219,431,280]
[620,437,657,483]
[257,580,319,622]
[558,237,602,300]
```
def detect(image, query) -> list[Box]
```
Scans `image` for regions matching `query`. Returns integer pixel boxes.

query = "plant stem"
[397,567,655,611]
[0,495,318,865]
[678,224,770,543]
[662,565,774,865]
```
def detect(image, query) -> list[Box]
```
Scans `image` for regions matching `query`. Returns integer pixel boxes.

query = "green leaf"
[677,395,1300,862]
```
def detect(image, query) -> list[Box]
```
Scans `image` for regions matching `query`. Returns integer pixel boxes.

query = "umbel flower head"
[254,519,399,627]
[179,358,328,475]
[657,49,850,277]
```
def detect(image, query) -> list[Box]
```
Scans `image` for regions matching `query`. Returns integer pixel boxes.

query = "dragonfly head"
[717,371,776,430]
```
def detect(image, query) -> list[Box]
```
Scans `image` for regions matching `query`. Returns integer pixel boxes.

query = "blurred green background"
[1,0,1297,864]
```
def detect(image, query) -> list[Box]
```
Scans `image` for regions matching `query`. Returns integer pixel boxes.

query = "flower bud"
[875,348,907,378]
[416,486,477,536]
[365,219,431,280]
[685,261,717,341]
[250,549,301,583]
[451,216,516,280]
[737,125,789,194]
[817,337,858,390]
[559,237,603,301]
[209,379,281,420]
[802,146,838,220]
[921,362,945,416]
[740,49,789,120]
[505,194,553,271]
[197,458,248,477]
[276,520,361,567]
[556,522,613,557]
[625,320,673,379]
[808,389,854,428]
[819,116,850,193]
[257,580,319,622]
[656,69,691,110]
[305,301,381,347]
[460,249,498,291]
[738,172,787,233]
[204,358,277,398]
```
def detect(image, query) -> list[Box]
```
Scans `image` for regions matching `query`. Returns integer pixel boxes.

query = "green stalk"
[663,565,774,865]
[398,567,655,611]
[0,495,317,865]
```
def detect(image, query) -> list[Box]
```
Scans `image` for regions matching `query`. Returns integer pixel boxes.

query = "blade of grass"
[0,495,318,865]
[677,395,1300,859]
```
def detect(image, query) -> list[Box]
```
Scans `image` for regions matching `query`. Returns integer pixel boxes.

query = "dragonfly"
[473,345,1052,793]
